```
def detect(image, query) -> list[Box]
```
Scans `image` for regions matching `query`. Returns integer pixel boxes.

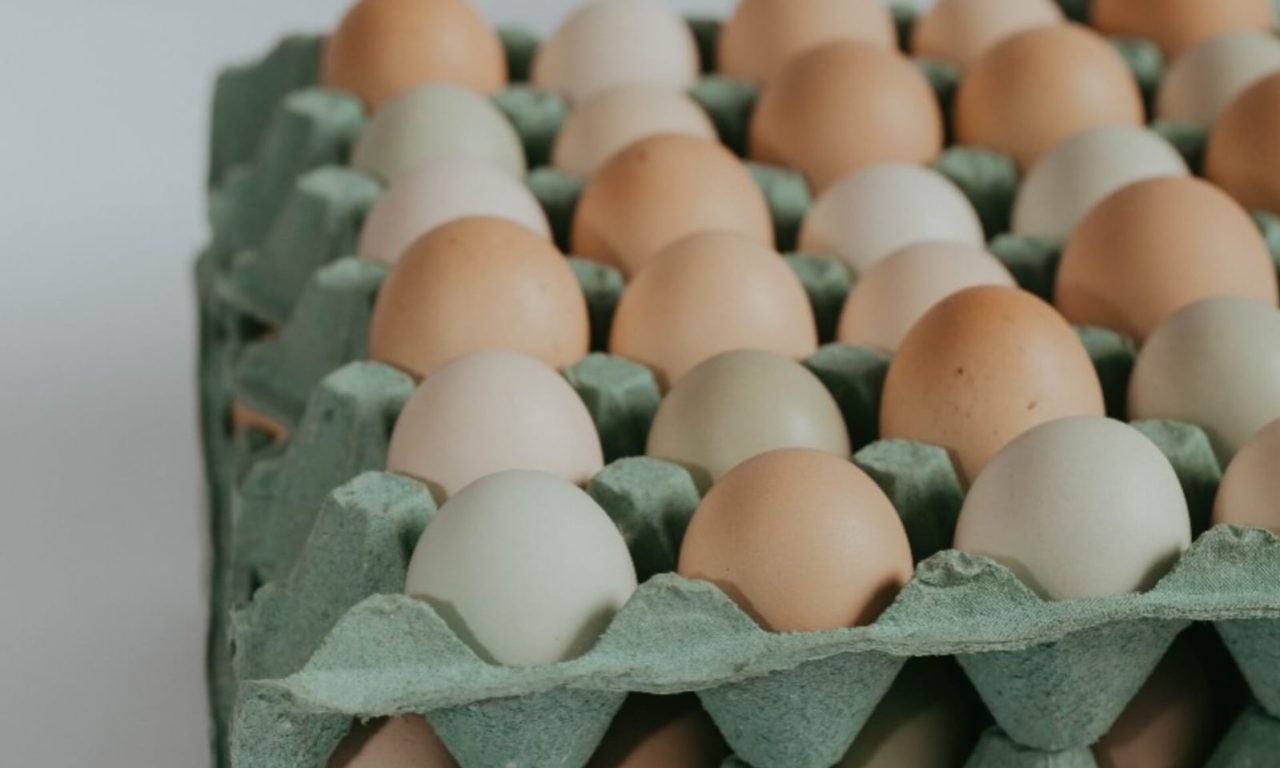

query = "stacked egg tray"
[199,8,1280,768]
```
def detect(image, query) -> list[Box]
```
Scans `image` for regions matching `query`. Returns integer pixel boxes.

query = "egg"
[716,0,896,84]
[357,158,551,267]
[608,231,817,387]
[1091,0,1273,60]
[351,84,526,183]
[572,135,773,276]
[881,286,1106,485]
[327,716,457,768]
[954,24,1144,170]
[677,448,914,633]
[1214,418,1280,533]
[1012,125,1189,244]
[646,350,850,488]
[836,242,1016,353]
[955,416,1191,600]
[1205,71,1280,215]
[386,350,603,502]
[1158,32,1280,127]
[588,695,728,768]
[532,0,700,105]
[405,470,637,666]
[368,217,589,380]
[1130,297,1280,465]
[799,164,985,277]
[230,400,288,441]
[1056,177,1277,341]
[750,42,943,191]
[321,0,506,110]
[911,0,1064,70]
[551,85,718,178]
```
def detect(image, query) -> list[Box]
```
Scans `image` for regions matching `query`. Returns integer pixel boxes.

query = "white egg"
[405,470,637,666]
[1214,417,1280,532]
[954,416,1191,600]
[798,164,985,275]
[1158,31,1280,127]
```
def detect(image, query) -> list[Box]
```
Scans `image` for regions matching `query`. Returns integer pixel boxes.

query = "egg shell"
[677,448,914,633]
[531,0,700,105]
[1012,124,1189,243]
[1158,32,1280,127]
[1214,418,1280,533]
[357,157,551,267]
[368,217,589,380]
[321,0,506,110]
[551,85,718,178]
[327,716,457,768]
[954,24,1144,170]
[351,84,526,183]
[405,469,637,666]
[1130,297,1280,464]
[645,350,850,488]
[1091,0,1273,59]
[954,416,1191,600]
[587,695,728,768]
[911,0,1064,70]
[880,286,1106,485]
[386,350,603,502]
[572,134,774,276]
[836,241,1015,353]
[1205,71,1280,215]
[798,164,985,276]
[1055,176,1277,341]
[230,399,289,441]
[749,42,943,192]
[608,231,817,387]
[716,0,896,84]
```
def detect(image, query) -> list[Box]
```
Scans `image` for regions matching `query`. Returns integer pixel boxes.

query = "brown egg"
[954,24,1144,169]
[588,695,728,768]
[321,0,507,110]
[369,217,589,380]
[1091,0,1273,60]
[608,231,817,388]
[911,0,1063,70]
[572,135,773,276]
[678,448,914,633]
[880,286,1105,485]
[1214,418,1280,533]
[1206,72,1280,216]
[717,0,897,84]
[750,42,943,191]
[327,716,457,768]
[230,399,288,441]
[1056,177,1277,341]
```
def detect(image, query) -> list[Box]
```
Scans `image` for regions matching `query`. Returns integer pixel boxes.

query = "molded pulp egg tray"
[198,7,1280,768]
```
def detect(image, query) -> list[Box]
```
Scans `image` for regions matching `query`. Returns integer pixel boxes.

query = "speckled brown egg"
[369,217,589,380]
[609,231,817,388]
[911,0,1064,70]
[749,42,943,191]
[1056,177,1277,341]
[717,0,896,84]
[1091,0,1273,60]
[880,286,1106,485]
[322,0,507,110]
[572,134,774,276]
[953,24,1144,169]
[1206,71,1280,216]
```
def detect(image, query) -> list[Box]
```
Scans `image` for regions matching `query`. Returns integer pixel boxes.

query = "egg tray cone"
[200,16,1280,768]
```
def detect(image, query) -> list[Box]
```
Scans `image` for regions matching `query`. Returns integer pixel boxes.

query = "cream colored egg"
[837,241,1015,352]
[357,157,551,266]
[955,416,1192,600]
[1158,32,1280,127]
[352,84,526,183]
[798,164,985,275]
[1214,418,1280,532]
[552,85,717,177]
[405,470,637,666]
[532,0,700,105]
[1012,125,1189,243]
